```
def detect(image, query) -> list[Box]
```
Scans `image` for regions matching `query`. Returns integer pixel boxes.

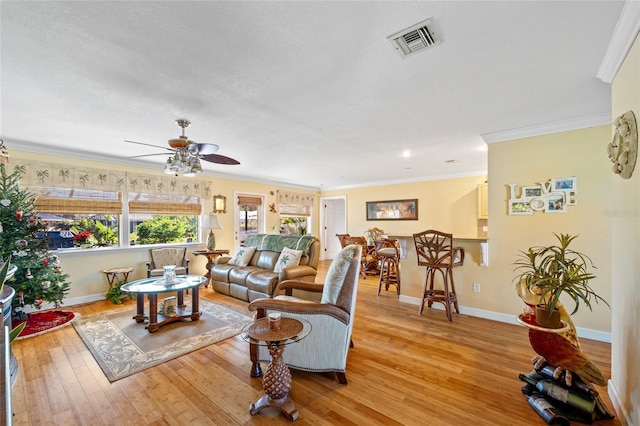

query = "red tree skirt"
[12,310,77,339]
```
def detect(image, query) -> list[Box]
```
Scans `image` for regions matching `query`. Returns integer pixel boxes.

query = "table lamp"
[202,214,222,250]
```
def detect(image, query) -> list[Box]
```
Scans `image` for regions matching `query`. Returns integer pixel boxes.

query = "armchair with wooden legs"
[248,244,362,384]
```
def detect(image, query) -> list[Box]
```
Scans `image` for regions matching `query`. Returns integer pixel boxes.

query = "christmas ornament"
[35,299,43,307]
[43,257,49,266]
[15,239,28,249]
[0,199,10,207]
[15,208,23,220]
[26,268,33,279]
[41,281,51,289]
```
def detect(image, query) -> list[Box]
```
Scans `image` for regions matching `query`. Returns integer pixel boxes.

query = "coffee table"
[121,275,206,333]
[241,317,311,421]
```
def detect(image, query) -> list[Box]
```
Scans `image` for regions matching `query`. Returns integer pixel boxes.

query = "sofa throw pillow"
[228,246,256,267]
[321,245,358,305]
[274,246,303,273]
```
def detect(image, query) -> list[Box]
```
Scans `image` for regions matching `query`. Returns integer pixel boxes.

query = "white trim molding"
[481,113,612,144]
[399,295,612,343]
[597,0,640,84]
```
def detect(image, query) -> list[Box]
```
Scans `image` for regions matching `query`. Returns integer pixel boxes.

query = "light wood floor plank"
[9,260,619,425]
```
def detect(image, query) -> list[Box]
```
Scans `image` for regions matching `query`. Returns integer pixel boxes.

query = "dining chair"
[374,238,401,296]
[413,230,465,321]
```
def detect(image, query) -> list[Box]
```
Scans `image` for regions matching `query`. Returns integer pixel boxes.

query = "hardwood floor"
[10,261,619,425]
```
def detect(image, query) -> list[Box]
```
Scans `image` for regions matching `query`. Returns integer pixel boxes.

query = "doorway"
[320,196,347,260]
[234,192,266,250]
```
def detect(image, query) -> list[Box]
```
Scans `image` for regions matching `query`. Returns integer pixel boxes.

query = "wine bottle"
[519,374,596,413]
[527,394,570,426]
[534,363,599,397]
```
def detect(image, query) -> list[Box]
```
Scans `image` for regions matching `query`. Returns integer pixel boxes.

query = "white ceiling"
[1,1,624,190]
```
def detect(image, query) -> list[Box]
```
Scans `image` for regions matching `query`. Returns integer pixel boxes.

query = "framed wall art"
[366,199,418,220]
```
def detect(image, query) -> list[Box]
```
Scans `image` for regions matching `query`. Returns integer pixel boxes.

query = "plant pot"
[1,284,18,385]
[535,305,562,329]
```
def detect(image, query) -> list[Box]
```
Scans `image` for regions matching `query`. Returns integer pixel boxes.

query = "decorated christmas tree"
[0,163,70,315]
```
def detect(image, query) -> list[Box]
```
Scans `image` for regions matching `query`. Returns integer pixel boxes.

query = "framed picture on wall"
[366,199,418,220]
[508,200,533,215]
[546,193,567,213]
[551,176,577,192]
[523,185,542,198]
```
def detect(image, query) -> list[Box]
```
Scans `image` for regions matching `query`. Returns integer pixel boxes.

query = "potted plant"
[513,233,609,329]
[105,278,131,304]
[72,231,93,248]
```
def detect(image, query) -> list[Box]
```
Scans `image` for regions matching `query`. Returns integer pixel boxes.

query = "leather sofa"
[210,234,320,302]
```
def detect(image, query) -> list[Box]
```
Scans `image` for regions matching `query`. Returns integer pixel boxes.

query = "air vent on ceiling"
[387,18,440,58]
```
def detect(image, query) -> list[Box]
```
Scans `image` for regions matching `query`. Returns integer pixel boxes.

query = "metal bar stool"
[374,239,400,296]
[413,230,465,321]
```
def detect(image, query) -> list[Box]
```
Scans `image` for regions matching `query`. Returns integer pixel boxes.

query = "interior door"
[234,193,265,249]
[321,196,346,260]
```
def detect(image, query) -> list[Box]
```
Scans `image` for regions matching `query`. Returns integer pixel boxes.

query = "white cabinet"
[477,183,488,219]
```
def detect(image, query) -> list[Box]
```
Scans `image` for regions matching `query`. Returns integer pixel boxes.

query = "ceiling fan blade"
[129,153,171,159]
[201,153,240,165]
[125,140,173,152]
[187,142,219,155]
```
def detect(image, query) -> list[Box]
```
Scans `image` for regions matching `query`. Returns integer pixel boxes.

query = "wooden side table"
[192,249,230,287]
[102,267,134,289]
[241,317,311,421]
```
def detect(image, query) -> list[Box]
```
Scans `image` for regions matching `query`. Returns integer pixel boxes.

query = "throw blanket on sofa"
[244,234,315,254]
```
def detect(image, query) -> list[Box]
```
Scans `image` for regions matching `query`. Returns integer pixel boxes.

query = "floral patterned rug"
[72,299,252,382]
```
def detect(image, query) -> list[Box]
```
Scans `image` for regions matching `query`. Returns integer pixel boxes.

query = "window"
[128,193,200,245]
[276,191,315,235]
[14,159,213,249]
[35,187,121,248]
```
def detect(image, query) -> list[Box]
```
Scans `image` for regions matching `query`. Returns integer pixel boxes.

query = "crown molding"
[480,113,611,144]
[597,0,640,83]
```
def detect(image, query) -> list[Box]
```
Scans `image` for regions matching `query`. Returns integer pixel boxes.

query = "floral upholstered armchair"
[248,244,362,384]
[146,247,190,278]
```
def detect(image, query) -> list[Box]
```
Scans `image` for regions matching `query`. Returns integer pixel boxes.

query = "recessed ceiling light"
[402,150,411,157]
[445,159,459,164]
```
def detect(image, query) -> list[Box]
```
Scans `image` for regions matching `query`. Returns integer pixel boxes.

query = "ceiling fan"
[125,119,240,176]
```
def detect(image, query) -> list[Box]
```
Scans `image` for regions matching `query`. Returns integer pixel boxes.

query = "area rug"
[72,299,252,382]
[12,310,78,339]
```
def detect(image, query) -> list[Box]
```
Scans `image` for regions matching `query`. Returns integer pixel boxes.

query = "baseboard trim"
[21,293,106,314]
[399,295,611,343]
[608,379,631,425]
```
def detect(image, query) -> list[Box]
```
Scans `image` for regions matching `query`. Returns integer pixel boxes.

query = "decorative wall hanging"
[366,199,418,220]
[607,110,637,179]
[212,194,227,214]
[507,177,577,215]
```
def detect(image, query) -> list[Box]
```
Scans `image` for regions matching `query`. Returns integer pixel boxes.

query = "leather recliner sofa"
[210,234,320,302]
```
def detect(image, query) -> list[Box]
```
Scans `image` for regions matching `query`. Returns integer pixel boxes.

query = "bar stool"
[374,239,400,296]
[413,230,465,321]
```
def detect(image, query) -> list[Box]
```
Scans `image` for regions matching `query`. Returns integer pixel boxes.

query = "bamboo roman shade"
[36,195,123,215]
[129,201,201,215]
[237,196,262,207]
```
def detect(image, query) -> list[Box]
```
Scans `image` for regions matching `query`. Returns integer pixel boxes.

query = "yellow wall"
[321,176,491,305]
[610,33,640,425]
[488,125,613,332]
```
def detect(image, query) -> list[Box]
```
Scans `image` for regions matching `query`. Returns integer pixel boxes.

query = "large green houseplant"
[513,233,609,328]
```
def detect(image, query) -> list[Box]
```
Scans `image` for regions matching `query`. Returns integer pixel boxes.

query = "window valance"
[11,160,212,197]
[277,190,315,207]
